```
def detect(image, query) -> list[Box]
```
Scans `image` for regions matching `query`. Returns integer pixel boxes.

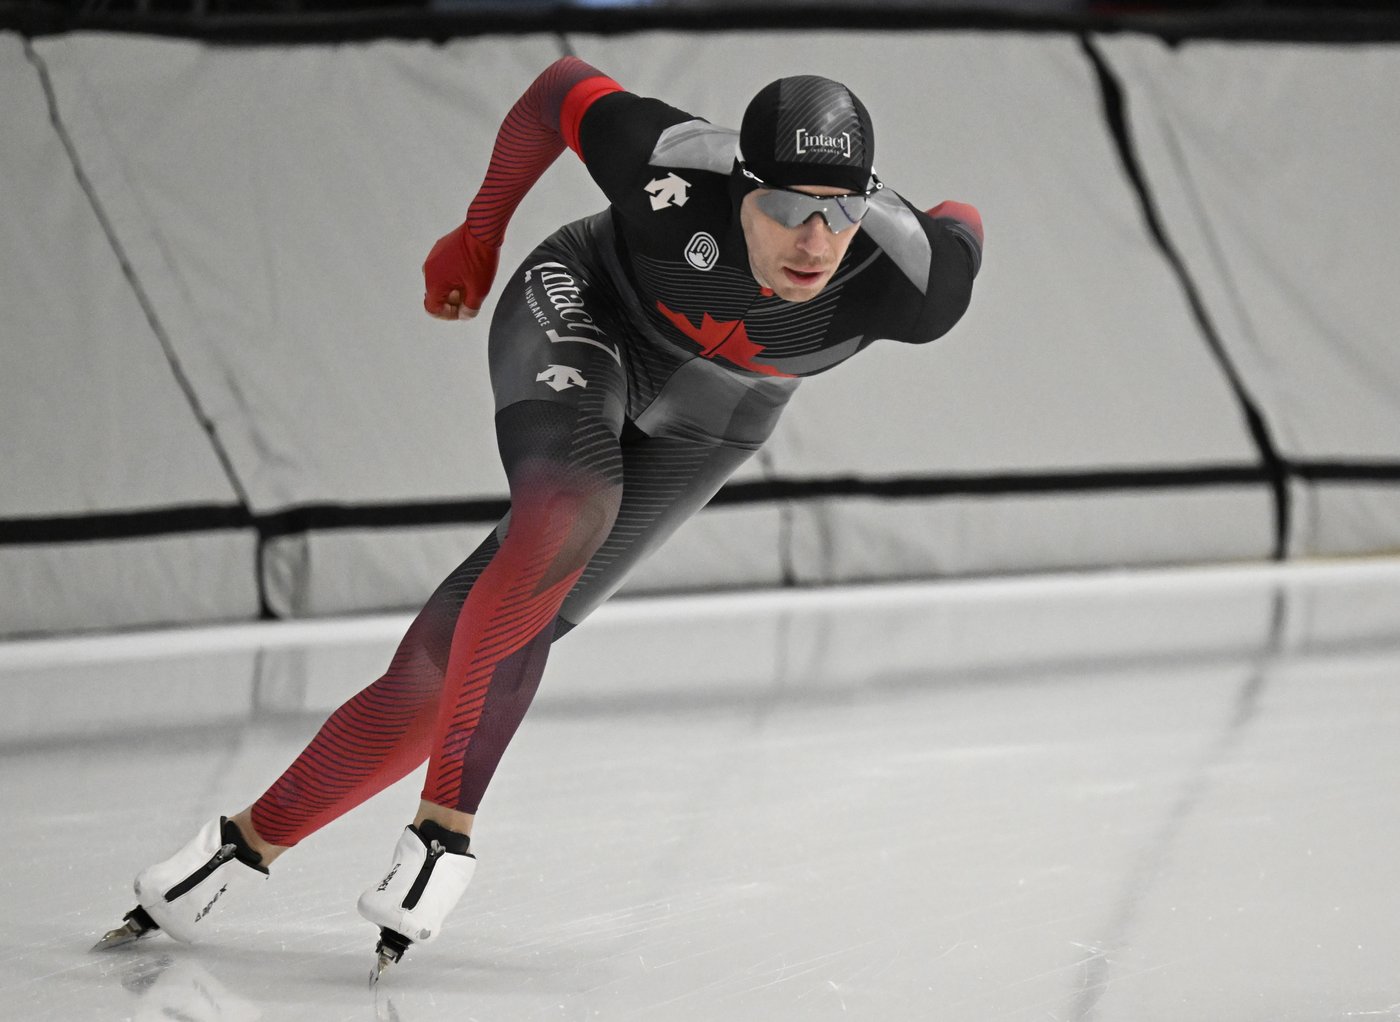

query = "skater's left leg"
[358,242,629,969]
[357,397,624,970]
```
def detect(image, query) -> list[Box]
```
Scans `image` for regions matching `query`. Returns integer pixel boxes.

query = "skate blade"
[92,906,160,952]
[369,927,410,985]
[91,919,153,951]
[369,950,395,986]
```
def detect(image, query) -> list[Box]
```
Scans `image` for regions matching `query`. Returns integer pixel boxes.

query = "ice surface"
[2,562,1399,1021]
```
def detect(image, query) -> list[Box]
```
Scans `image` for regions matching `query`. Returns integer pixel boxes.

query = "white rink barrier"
[2,29,1398,637]
[4,558,1400,747]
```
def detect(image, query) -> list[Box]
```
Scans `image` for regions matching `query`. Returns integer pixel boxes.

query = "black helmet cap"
[738,75,874,193]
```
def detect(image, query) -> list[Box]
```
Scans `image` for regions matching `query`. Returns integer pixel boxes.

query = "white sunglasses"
[741,164,882,233]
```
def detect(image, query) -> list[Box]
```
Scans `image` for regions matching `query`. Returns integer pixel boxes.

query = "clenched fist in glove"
[422,223,500,321]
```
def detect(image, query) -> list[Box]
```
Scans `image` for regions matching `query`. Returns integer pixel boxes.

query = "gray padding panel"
[27,33,565,509]
[787,488,1274,585]
[0,534,258,636]
[1098,36,1400,557]
[0,35,257,636]
[3,29,1397,636]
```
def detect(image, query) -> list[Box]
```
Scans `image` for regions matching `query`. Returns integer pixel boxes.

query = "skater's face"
[740,184,861,303]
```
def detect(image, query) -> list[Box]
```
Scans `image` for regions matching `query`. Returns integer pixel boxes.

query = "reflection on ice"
[2,561,1400,1021]
[107,954,261,1022]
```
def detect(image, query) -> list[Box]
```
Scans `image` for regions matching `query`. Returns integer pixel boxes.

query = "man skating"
[97,57,983,979]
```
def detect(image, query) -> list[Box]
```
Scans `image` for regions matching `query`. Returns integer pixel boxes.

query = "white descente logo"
[645,173,691,211]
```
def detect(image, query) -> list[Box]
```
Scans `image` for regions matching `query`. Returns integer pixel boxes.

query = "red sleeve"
[927,200,984,249]
[559,75,624,156]
[465,58,623,248]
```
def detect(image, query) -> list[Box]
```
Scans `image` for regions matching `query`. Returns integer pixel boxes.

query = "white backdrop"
[1,33,259,634]
[1099,36,1400,558]
[3,28,1397,636]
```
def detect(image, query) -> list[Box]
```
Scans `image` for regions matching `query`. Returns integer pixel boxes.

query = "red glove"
[422,223,500,320]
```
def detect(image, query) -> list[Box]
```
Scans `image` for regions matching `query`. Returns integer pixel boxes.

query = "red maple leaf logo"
[655,301,795,378]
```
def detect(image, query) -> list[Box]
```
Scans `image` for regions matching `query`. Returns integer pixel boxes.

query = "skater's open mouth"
[783,266,825,286]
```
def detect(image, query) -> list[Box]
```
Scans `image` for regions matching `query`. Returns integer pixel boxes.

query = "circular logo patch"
[684,232,719,272]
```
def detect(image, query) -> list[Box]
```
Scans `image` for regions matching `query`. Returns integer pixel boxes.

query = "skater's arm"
[423,57,622,321]
[464,57,622,248]
[926,200,984,278]
[891,198,983,346]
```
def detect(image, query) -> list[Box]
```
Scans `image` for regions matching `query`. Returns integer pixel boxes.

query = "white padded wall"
[1098,35,1400,558]
[1,33,258,636]
[26,33,558,616]
[3,27,1397,637]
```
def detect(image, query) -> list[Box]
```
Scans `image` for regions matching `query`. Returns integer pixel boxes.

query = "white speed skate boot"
[357,820,475,981]
[93,816,269,950]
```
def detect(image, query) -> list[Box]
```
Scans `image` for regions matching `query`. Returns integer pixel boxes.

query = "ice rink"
[3,559,1399,1021]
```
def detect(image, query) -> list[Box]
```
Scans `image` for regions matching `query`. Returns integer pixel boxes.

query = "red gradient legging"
[248,396,756,846]
[250,401,624,843]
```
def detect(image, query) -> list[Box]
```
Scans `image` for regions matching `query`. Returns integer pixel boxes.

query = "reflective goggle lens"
[753,189,871,233]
